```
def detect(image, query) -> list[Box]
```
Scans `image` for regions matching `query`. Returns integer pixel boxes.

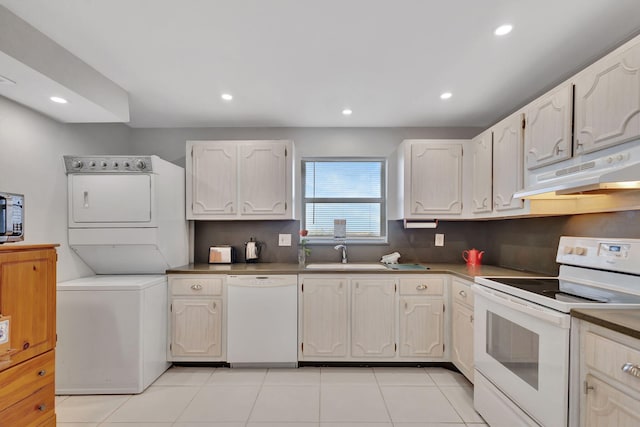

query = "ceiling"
[1,0,640,128]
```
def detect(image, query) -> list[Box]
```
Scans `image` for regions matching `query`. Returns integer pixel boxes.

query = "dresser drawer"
[0,350,55,411]
[452,278,474,307]
[170,276,223,296]
[0,381,55,427]
[585,331,640,390]
[399,277,445,295]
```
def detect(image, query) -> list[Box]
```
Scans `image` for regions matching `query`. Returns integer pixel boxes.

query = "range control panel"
[64,155,154,173]
[557,236,640,275]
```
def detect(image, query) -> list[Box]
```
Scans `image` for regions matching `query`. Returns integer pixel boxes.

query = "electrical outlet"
[278,234,292,246]
[435,234,445,247]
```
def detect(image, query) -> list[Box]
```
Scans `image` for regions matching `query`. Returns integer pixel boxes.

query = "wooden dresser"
[0,244,58,427]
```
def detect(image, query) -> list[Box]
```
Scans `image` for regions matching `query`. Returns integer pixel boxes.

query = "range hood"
[514,144,640,199]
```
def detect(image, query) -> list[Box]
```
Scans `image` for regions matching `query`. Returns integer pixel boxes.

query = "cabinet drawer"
[170,276,223,296]
[452,278,474,307]
[0,350,55,411]
[585,331,640,390]
[399,277,444,295]
[0,381,55,427]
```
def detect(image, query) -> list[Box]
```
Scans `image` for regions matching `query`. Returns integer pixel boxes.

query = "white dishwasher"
[226,275,298,368]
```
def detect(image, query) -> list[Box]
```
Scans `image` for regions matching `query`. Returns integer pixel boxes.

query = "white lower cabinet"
[299,277,349,358]
[167,275,225,361]
[575,319,640,427]
[351,278,396,358]
[299,274,448,362]
[398,276,445,358]
[450,277,474,383]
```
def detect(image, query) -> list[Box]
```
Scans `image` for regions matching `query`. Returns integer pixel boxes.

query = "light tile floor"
[56,366,488,427]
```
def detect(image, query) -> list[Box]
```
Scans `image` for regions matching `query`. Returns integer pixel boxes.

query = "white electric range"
[472,236,640,427]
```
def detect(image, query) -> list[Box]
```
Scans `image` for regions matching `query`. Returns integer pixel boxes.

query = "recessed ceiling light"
[50,96,68,104]
[494,24,513,36]
[221,93,233,101]
[342,109,352,116]
[440,92,452,100]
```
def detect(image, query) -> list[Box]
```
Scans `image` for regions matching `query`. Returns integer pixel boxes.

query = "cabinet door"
[524,83,573,169]
[398,296,444,358]
[351,279,396,358]
[188,142,237,218]
[301,278,348,358]
[493,113,525,212]
[170,298,222,358]
[69,174,152,224]
[574,40,640,154]
[452,301,474,382]
[239,141,289,217]
[0,249,56,367]
[408,142,463,215]
[584,374,640,427]
[471,130,493,214]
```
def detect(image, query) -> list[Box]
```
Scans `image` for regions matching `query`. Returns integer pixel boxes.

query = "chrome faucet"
[334,244,348,263]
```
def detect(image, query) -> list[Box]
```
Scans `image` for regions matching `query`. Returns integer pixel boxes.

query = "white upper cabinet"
[574,37,640,154]
[524,83,573,169]
[238,142,289,216]
[470,130,493,214]
[189,142,237,217]
[186,140,293,220]
[492,113,525,212]
[401,140,464,217]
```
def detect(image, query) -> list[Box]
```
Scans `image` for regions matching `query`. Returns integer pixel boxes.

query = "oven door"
[473,284,571,427]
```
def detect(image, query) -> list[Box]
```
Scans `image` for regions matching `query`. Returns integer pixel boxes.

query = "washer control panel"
[64,156,153,173]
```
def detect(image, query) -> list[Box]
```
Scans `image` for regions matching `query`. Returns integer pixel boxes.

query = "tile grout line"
[373,368,396,425]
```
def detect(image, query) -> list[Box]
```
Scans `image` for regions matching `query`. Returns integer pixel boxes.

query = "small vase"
[298,248,307,267]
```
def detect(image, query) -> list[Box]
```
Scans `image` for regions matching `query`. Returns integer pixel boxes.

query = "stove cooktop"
[476,275,640,313]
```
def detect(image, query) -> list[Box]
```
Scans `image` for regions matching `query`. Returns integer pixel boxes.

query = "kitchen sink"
[305,263,389,270]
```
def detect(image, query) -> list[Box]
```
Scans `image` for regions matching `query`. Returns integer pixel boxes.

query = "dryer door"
[69,174,152,225]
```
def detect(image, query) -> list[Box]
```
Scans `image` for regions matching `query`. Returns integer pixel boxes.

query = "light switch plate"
[278,234,292,246]
[435,234,445,247]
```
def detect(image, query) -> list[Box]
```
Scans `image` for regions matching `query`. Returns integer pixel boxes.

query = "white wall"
[0,96,131,281]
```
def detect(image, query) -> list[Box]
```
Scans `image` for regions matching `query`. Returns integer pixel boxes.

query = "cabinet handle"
[23,342,30,350]
[191,284,203,291]
[339,282,343,289]
[555,145,564,155]
[37,404,47,412]
[416,284,428,290]
[213,302,217,309]
[38,370,46,377]
[405,302,408,309]
[459,290,467,297]
[621,363,640,378]
[470,314,474,323]
[584,380,594,394]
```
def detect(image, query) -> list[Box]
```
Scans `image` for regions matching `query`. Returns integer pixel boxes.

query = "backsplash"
[194,210,640,275]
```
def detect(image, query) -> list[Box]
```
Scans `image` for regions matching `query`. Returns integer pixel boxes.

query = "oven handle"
[472,284,570,328]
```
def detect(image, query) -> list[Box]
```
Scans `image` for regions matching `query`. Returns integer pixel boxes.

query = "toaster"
[208,246,235,264]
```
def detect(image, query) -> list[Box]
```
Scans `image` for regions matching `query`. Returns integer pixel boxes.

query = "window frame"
[301,157,387,244]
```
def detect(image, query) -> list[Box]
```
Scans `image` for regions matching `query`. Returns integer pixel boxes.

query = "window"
[301,159,386,241]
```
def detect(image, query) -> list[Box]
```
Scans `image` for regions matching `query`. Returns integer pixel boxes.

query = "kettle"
[245,237,261,263]
[462,248,484,266]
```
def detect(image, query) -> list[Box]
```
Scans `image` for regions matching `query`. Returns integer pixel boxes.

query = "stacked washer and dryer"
[56,155,188,394]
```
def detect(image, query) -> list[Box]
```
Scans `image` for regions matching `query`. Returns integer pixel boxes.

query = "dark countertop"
[572,309,640,341]
[166,262,539,282]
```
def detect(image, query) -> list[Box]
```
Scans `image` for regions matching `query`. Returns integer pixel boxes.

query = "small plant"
[299,229,311,256]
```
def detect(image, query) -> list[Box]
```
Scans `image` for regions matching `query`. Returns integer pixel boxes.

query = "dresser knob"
[37,404,47,412]
[23,342,30,350]
[38,370,46,376]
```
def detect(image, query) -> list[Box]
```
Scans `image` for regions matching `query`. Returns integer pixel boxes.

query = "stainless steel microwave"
[0,192,24,243]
